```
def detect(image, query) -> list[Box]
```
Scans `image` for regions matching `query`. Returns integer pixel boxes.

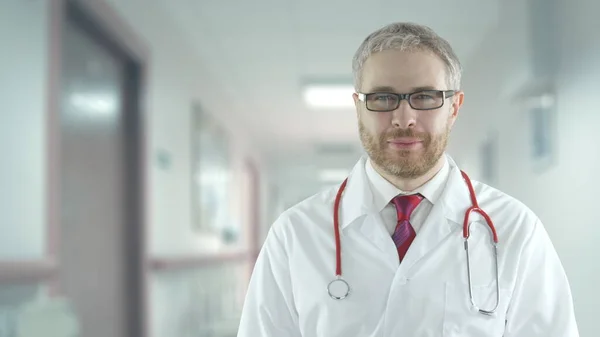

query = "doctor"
[237,22,579,337]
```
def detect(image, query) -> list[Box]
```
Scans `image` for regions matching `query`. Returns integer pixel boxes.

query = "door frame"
[46,1,151,336]
[245,158,262,263]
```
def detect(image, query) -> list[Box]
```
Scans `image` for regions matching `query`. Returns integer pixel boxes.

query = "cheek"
[371,112,392,133]
[419,111,450,133]
[360,111,387,132]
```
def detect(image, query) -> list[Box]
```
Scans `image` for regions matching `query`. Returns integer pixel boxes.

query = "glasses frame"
[357,90,457,112]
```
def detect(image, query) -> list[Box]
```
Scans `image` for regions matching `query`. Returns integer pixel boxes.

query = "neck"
[372,155,446,192]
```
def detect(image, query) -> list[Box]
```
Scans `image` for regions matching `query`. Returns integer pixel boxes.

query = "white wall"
[0,0,48,259]
[454,0,599,335]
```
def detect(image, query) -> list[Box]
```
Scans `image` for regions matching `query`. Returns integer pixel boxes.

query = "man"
[237,22,579,337]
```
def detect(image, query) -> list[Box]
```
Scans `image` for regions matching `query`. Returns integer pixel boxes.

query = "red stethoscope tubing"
[333,178,348,277]
[332,170,498,278]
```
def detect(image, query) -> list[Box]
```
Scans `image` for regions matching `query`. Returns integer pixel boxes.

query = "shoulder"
[469,179,543,241]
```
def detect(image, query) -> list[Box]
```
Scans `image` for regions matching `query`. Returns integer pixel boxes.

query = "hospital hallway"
[0,0,598,336]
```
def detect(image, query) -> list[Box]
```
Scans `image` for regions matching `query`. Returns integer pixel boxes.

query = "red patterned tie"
[391,194,424,263]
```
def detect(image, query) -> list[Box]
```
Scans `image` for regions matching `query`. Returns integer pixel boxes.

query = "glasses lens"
[367,93,399,111]
[409,90,445,110]
[366,93,399,111]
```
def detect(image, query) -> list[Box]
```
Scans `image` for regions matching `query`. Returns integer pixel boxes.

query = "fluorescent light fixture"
[538,94,555,108]
[319,168,349,182]
[525,93,556,109]
[303,84,355,108]
[70,93,117,116]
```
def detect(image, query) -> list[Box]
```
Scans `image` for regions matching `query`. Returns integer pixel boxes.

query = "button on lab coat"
[237,155,579,337]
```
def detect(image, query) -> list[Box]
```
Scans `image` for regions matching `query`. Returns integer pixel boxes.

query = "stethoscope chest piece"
[328,276,351,300]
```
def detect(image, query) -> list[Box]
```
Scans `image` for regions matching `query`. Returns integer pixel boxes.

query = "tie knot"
[391,194,424,221]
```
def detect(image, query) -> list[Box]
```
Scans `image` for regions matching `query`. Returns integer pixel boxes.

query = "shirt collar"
[365,154,451,213]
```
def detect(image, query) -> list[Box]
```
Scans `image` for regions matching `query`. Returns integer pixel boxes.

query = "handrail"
[0,259,58,284]
[148,252,253,272]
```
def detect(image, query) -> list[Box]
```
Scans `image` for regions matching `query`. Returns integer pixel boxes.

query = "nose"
[391,100,417,128]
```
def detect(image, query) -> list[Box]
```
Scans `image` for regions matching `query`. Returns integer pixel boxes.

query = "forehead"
[360,49,448,92]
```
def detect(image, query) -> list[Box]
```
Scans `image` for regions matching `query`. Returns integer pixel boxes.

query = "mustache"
[381,129,430,141]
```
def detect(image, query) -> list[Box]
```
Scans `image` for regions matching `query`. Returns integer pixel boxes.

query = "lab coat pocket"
[443,281,510,337]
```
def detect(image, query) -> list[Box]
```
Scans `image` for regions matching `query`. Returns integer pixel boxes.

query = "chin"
[386,148,423,159]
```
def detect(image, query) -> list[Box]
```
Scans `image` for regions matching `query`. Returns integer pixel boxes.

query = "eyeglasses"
[357,90,456,112]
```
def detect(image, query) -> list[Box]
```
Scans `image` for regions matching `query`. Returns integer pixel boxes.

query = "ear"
[450,91,464,119]
[353,92,360,118]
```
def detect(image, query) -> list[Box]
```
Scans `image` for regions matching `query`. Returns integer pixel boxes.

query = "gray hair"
[352,22,463,91]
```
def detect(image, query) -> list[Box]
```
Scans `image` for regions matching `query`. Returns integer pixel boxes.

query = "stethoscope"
[327,170,501,316]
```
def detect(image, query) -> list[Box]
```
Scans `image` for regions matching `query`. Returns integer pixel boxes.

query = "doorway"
[58,1,145,337]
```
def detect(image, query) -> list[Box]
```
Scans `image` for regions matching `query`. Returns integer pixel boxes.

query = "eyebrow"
[366,85,438,93]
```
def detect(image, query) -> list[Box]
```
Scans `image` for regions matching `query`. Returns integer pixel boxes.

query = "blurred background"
[1,0,598,336]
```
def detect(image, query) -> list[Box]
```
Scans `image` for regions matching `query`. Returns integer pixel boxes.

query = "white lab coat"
[238,155,579,337]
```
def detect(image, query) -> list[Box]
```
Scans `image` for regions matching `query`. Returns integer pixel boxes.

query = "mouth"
[387,138,423,149]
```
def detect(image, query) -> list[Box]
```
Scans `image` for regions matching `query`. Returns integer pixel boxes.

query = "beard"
[359,119,451,179]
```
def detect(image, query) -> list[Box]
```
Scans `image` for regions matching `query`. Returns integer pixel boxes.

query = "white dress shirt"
[364,155,451,235]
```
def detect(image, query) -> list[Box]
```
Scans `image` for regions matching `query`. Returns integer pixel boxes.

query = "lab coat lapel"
[399,157,471,272]
[359,211,399,271]
[340,157,395,258]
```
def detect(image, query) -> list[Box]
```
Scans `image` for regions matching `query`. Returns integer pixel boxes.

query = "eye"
[413,94,435,101]
[370,93,396,101]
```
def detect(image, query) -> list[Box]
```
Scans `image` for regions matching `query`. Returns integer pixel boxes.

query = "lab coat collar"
[339,153,477,272]
[339,156,374,229]
[440,155,473,227]
[339,154,470,230]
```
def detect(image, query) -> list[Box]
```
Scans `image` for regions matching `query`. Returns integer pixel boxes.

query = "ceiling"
[159,0,500,169]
